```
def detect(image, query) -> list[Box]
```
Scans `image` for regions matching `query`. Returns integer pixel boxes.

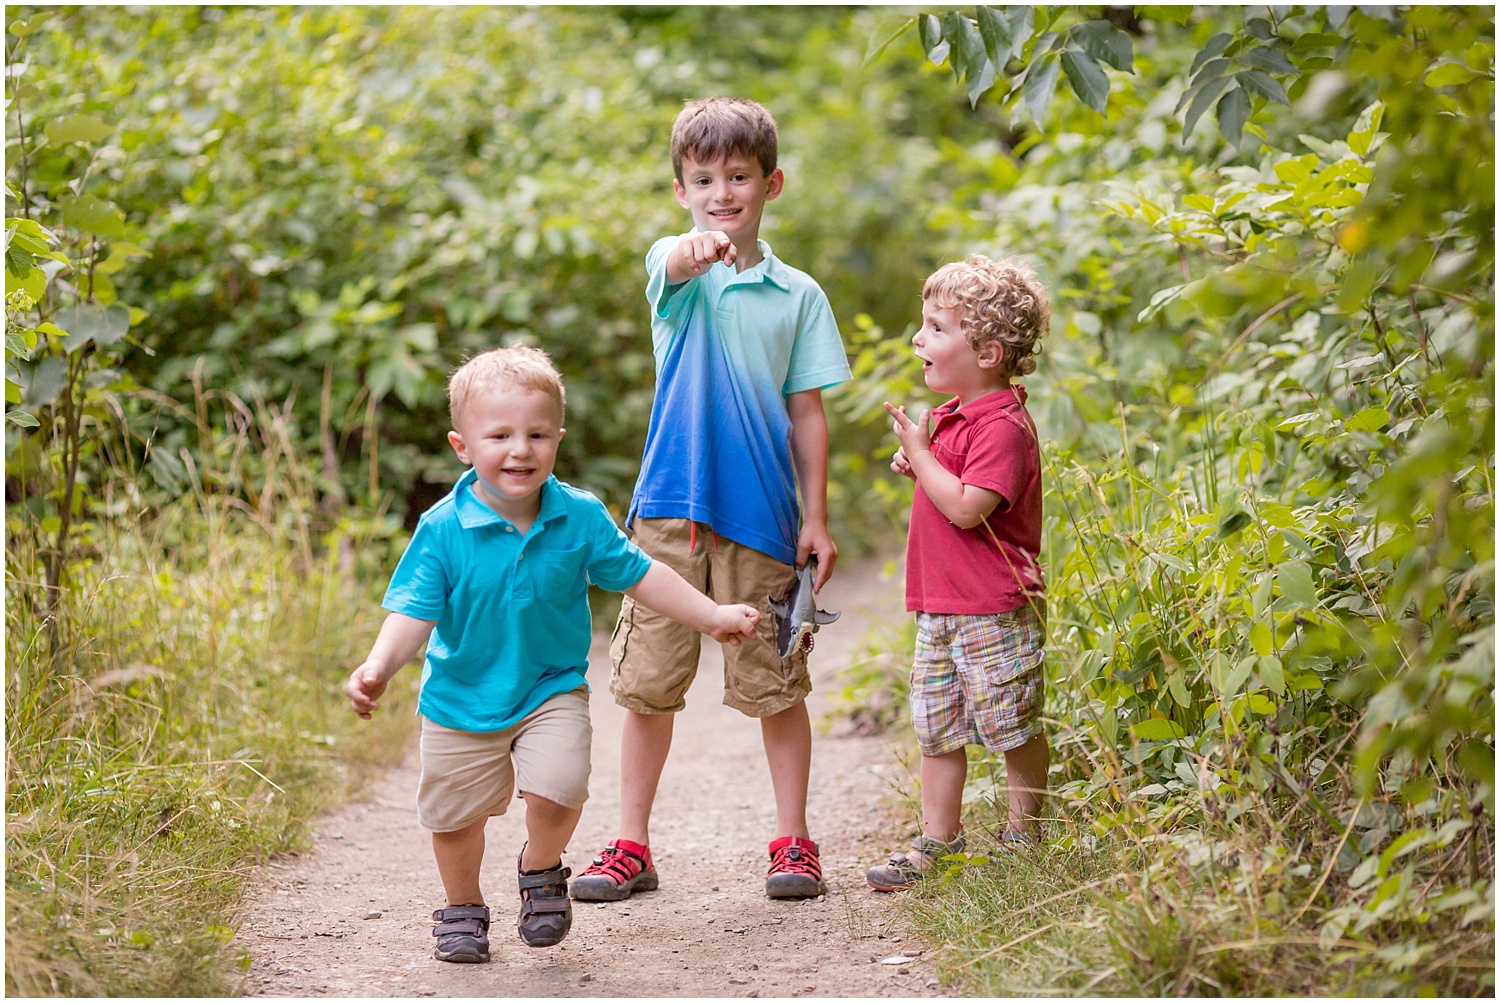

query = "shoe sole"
[765,875,826,899]
[866,879,915,892]
[434,946,489,963]
[568,869,659,902]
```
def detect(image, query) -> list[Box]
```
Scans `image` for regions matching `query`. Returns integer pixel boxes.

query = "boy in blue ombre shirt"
[346,347,759,965]
[572,97,852,904]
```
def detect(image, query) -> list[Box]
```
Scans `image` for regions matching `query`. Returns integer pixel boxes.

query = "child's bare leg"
[619,709,674,845]
[1004,734,1050,834]
[760,701,811,838]
[919,748,968,844]
[519,793,582,870]
[432,817,488,905]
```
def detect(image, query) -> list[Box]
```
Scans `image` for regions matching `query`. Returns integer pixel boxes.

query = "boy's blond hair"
[447,346,566,424]
[670,96,778,183]
[923,255,1051,379]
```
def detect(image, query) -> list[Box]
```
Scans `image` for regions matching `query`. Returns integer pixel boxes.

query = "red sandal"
[766,835,827,899]
[568,839,658,902]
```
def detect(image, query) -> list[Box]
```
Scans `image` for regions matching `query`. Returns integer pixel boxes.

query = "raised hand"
[883,401,933,457]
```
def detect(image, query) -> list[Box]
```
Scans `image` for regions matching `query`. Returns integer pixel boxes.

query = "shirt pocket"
[533,544,588,603]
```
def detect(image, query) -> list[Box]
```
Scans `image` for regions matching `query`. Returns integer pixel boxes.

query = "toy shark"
[768,556,840,659]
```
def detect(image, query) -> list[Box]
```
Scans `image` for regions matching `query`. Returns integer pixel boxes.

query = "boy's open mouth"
[709,208,741,218]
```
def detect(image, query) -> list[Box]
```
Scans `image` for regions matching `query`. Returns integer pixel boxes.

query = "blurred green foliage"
[4,4,1493,995]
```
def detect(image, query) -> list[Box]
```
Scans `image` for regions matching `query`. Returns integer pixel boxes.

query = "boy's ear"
[447,429,472,465]
[672,177,689,210]
[976,341,1003,370]
[764,167,784,202]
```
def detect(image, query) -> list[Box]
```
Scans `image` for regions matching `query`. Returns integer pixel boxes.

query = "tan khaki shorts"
[415,688,591,833]
[609,518,811,718]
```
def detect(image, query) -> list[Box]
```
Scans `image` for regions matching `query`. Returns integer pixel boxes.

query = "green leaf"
[1250,620,1273,656]
[44,114,113,147]
[1022,54,1061,123]
[1069,20,1133,72]
[54,303,132,351]
[1216,86,1250,145]
[1259,655,1286,696]
[1425,61,1480,88]
[976,6,1013,64]
[1246,692,1277,715]
[58,194,128,239]
[1217,510,1252,538]
[1278,561,1317,608]
[1346,407,1390,432]
[1189,34,1233,77]
[1167,669,1192,709]
[1061,50,1110,114]
[1181,74,1234,138]
[1131,718,1186,741]
[1137,5,1194,25]
[940,12,968,80]
[1242,44,1297,76]
[1237,69,1290,105]
[1183,193,1216,212]
[6,408,39,427]
[17,355,66,409]
[863,14,916,67]
[919,14,949,65]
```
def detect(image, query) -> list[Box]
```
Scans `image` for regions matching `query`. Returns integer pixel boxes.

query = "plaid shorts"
[910,603,1046,756]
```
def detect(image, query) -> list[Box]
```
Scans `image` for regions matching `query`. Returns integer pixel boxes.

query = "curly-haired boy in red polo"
[866,255,1052,891]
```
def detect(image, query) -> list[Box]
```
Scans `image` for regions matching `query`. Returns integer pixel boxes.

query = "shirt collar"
[453,469,567,532]
[689,231,789,291]
[932,384,1028,425]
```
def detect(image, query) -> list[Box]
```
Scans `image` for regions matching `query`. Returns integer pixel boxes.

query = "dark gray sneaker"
[432,904,490,963]
[865,833,966,892]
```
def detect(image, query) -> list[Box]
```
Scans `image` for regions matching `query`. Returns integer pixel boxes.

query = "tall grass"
[847,400,1494,996]
[4,391,414,996]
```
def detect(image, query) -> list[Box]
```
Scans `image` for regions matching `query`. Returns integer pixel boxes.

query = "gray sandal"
[516,851,573,948]
[865,833,966,892]
[431,903,490,963]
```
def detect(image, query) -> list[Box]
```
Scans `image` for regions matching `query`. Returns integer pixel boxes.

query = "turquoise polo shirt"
[627,233,851,565]
[383,469,652,733]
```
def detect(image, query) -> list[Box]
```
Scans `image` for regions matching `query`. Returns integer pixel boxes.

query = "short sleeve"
[645,235,696,322]
[381,517,451,620]
[783,286,851,396]
[959,414,1038,511]
[579,495,652,591]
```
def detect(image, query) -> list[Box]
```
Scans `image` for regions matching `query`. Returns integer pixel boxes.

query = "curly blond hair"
[923,255,1050,379]
[448,346,565,425]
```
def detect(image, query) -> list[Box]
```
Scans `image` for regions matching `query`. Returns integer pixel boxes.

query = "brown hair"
[923,255,1051,379]
[670,97,778,183]
[447,346,565,425]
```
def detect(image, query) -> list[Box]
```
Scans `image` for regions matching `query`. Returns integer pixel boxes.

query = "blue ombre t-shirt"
[626,234,851,565]
[383,470,652,733]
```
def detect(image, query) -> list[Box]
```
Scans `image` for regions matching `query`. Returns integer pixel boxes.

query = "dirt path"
[237,555,943,998]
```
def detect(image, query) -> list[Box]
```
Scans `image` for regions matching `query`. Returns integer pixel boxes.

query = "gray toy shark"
[768,556,840,659]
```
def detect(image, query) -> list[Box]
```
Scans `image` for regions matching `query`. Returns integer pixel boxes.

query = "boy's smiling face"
[446,384,564,524]
[673,151,783,245]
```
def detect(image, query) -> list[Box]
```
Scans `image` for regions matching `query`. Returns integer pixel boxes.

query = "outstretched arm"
[884,401,1003,529]
[789,387,837,592]
[624,561,760,644]
[346,611,436,718]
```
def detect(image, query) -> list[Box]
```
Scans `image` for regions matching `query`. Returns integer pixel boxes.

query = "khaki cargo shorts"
[415,688,591,833]
[609,518,810,718]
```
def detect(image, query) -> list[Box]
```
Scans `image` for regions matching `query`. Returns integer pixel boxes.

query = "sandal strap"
[431,904,490,923]
[433,917,486,937]
[519,895,572,915]
[517,865,571,891]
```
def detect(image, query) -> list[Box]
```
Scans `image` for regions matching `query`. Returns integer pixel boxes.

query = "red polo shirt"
[906,386,1045,614]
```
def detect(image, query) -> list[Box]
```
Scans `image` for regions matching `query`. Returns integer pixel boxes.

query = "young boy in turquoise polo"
[572,97,852,902]
[346,346,760,964]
